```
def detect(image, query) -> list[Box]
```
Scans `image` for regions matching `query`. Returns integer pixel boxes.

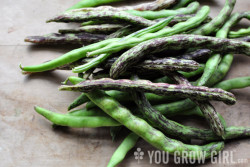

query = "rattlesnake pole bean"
[110,34,250,78]
[59,78,236,105]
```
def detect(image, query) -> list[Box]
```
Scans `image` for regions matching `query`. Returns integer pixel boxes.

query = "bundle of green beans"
[21,0,250,166]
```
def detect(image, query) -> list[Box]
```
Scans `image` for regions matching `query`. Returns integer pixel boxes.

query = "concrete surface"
[0,0,250,166]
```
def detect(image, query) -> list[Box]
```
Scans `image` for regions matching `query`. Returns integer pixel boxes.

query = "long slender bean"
[35,106,120,128]
[60,78,236,105]
[229,27,250,38]
[24,33,106,45]
[110,34,250,78]
[20,38,119,73]
[192,0,236,35]
[86,90,224,159]
[47,11,154,27]
[107,133,139,167]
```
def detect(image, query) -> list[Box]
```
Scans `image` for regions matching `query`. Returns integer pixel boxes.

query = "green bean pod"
[20,38,119,73]
[229,27,250,38]
[35,106,120,128]
[86,90,224,159]
[107,133,139,167]
[192,0,236,35]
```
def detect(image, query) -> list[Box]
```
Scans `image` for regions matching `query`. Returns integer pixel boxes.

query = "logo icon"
[134,148,144,163]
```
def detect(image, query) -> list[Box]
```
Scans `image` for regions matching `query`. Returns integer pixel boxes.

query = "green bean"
[73,0,177,12]
[88,6,210,57]
[206,54,234,87]
[60,78,236,105]
[107,133,139,167]
[73,53,111,73]
[20,38,119,73]
[68,93,89,111]
[172,0,195,9]
[106,25,138,39]
[35,106,120,128]
[214,76,250,91]
[24,33,106,45]
[179,64,205,78]
[192,0,236,35]
[62,76,85,85]
[86,90,224,159]
[110,34,250,79]
[66,0,123,11]
[122,17,174,39]
[197,54,222,86]
[59,24,124,34]
[67,108,107,117]
[125,2,199,20]
[229,27,250,38]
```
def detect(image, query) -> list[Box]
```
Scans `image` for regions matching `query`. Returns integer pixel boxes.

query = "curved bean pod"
[59,78,236,105]
[20,38,119,73]
[229,27,250,38]
[85,90,224,159]
[192,0,236,35]
[107,133,139,167]
[110,34,250,78]
[35,106,120,128]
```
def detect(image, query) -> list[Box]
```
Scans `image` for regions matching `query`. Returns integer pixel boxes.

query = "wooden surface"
[0,0,250,166]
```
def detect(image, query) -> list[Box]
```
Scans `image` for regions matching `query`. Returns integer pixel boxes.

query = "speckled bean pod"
[110,34,250,78]
[47,11,154,27]
[71,0,177,12]
[59,24,124,34]
[24,33,106,45]
[59,78,236,105]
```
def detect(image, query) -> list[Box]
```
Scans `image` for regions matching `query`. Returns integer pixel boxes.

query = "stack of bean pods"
[22,0,250,166]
